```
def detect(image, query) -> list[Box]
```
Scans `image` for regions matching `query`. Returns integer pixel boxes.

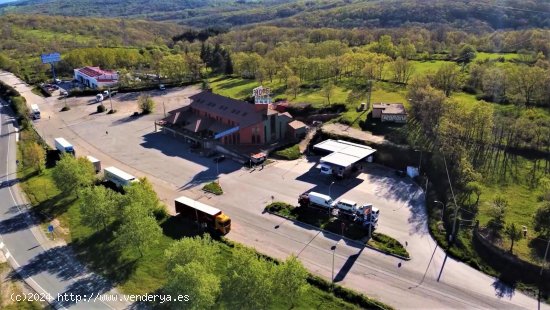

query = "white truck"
[54,137,75,155]
[104,166,138,188]
[30,104,41,119]
[86,155,101,173]
[298,192,336,209]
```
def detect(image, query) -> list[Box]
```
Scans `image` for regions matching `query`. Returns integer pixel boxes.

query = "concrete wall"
[372,108,383,118]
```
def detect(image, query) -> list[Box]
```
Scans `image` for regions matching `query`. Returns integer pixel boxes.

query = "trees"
[506,65,546,107]
[486,196,508,239]
[165,235,220,272]
[159,54,187,82]
[79,186,120,231]
[391,57,414,84]
[322,81,335,105]
[138,94,155,114]
[165,262,220,310]
[273,255,308,309]
[223,248,274,309]
[407,77,446,137]
[457,44,477,66]
[430,63,463,97]
[121,178,163,216]
[533,201,550,238]
[52,155,95,195]
[117,204,162,258]
[287,75,300,98]
[504,223,522,253]
[23,142,45,173]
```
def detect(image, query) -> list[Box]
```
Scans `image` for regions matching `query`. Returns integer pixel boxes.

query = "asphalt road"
[1,70,548,309]
[0,100,127,308]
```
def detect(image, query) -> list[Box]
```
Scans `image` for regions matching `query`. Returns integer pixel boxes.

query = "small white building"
[74,66,118,89]
[372,103,407,123]
[314,139,376,178]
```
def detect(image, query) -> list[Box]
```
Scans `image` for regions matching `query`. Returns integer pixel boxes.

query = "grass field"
[476,52,519,61]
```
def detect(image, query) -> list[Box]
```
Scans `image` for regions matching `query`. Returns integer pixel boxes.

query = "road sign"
[47,225,54,233]
[41,53,61,64]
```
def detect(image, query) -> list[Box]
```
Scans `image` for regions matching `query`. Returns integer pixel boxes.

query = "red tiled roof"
[188,92,263,128]
[288,120,306,129]
[77,66,116,78]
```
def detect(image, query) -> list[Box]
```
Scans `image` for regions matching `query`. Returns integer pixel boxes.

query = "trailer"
[104,166,138,188]
[54,137,75,155]
[175,196,231,235]
[86,155,101,173]
[30,104,41,119]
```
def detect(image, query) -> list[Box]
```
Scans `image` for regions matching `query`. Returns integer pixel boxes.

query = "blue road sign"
[41,53,61,64]
[48,225,54,233]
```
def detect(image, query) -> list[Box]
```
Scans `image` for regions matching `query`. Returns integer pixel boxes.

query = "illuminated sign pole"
[41,53,61,81]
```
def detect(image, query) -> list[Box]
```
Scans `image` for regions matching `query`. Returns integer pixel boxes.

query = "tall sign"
[252,86,272,105]
[41,52,61,81]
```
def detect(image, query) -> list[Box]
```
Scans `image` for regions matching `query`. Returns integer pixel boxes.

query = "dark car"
[213,155,226,163]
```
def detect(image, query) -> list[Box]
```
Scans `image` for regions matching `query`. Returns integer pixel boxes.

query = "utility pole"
[108,87,113,111]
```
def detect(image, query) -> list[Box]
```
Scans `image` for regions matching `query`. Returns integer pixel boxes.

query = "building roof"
[188,92,263,128]
[314,139,376,168]
[76,66,116,78]
[372,103,406,115]
[288,120,307,130]
[175,196,221,216]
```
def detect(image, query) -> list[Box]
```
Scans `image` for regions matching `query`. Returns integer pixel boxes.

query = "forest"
[1,0,549,29]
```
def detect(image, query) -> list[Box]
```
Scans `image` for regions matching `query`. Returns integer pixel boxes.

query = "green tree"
[457,44,477,66]
[52,155,95,195]
[322,81,335,105]
[116,204,162,258]
[391,57,414,84]
[430,63,463,97]
[504,223,522,253]
[273,255,309,309]
[165,235,220,272]
[287,75,300,98]
[223,248,274,309]
[138,94,155,114]
[165,262,221,310]
[533,201,550,238]
[486,196,508,239]
[79,186,120,231]
[120,178,163,217]
[23,142,45,173]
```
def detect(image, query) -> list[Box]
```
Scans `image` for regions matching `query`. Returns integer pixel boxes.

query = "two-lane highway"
[0,100,127,309]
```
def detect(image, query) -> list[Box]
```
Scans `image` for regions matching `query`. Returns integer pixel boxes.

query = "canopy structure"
[314,139,376,168]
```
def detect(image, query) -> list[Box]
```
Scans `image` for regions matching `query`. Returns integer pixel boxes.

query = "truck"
[86,155,101,173]
[104,166,138,188]
[175,196,231,235]
[298,192,335,209]
[30,104,41,119]
[54,137,75,155]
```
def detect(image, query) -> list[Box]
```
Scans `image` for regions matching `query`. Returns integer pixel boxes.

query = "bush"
[203,181,223,195]
[61,106,70,111]
[107,109,117,114]
[138,94,155,114]
[369,233,409,258]
[97,104,106,113]
[274,144,301,160]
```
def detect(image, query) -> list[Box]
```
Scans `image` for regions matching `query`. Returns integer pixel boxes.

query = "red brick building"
[163,92,306,145]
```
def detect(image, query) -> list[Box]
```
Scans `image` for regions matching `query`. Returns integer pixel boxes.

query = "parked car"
[159,84,166,90]
[213,155,225,163]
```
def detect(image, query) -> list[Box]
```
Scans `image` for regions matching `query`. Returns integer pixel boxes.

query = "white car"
[159,84,166,90]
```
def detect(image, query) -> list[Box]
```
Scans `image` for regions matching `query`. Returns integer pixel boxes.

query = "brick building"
[163,91,306,146]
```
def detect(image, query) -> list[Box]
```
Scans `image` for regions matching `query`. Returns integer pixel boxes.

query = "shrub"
[97,104,106,113]
[61,106,70,111]
[138,94,155,114]
[275,144,301,160]
[107,109,117,114]
[203,181,223,195]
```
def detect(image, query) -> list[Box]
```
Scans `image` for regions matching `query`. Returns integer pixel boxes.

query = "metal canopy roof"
[314,139,376,168]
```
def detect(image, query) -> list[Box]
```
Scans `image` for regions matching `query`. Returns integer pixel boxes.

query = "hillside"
[1,0,549,30]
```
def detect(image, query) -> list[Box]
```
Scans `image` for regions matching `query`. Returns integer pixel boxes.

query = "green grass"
[203,181,223,195]
[368,233,410,258]
[476,52,519,61]
[274,144,301,160]
[0,263,43,310]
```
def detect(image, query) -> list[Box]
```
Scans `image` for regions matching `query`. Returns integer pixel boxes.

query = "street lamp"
[108,87,113,111]
[434,200,445,221]
[331,239,340,285]
[328,181,335,198]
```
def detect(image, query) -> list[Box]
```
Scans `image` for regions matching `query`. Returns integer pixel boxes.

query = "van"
[96,94,104,103]
[335,199,358,213]
[301,192,335,209]
[320,163,332,175]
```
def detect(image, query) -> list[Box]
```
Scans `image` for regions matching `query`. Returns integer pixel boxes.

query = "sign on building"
[41,53,61,64]
[214,126,240,139]
[253,86,272,104]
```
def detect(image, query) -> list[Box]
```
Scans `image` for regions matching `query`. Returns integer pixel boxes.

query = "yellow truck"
[175,196,231,235]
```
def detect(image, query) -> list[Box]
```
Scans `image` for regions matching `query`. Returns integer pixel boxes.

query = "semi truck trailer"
[104,166,138,188]
[175,196,231,235]
[54,137,75,155]
[86,155,101,173]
